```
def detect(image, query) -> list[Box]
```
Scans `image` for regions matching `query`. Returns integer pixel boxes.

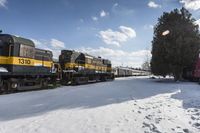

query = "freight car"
[0,34,114,93]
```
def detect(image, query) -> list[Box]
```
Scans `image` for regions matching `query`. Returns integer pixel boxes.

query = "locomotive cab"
[0,34,35,73]
[0,39,8,72]
[0,35,16,73]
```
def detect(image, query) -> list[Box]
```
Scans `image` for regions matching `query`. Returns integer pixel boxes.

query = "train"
[0,34,114,93]
[112,67,151,77]
[112,67,133,77]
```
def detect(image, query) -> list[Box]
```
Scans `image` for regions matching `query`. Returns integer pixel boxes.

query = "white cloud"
[92,16,98,21]
[99,26,136,47]
[0,0,7,8]
[100,10,109,17]
[180,0,200,10]
[78,47,151,68]
[31,38,65,59]
[112,2,134,15]
[51,39,65,49]
[195,19,200,31]
[195,19,200,26]
[144,24,154,30]
[113,3,118,7]
[31,39,42,47]
[119,26,136,38]
[148,1,161,8]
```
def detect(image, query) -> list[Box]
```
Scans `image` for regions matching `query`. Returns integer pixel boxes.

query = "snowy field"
[0,76,200,133]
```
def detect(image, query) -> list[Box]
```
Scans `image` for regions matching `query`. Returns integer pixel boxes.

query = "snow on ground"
[0,76,200,133]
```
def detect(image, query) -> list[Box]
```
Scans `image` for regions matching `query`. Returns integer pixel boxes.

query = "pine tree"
[151,8,200,80]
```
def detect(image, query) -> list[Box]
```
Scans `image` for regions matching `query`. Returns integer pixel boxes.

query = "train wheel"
[0,80,3,94]
[42,80,48,89]
[74,77,80,85]
[71,77,78,85]
[52,80,57,87]
[1,84,6,94]
[100,76,106,82]
[5,80,18,93]
[1,81,11,94]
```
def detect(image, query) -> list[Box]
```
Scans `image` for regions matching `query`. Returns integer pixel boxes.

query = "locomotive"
[0,34,114,93]
[59,50,113,85]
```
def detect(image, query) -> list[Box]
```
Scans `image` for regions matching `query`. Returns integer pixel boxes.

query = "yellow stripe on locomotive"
[64,62,110,72]
[0,56,52,68]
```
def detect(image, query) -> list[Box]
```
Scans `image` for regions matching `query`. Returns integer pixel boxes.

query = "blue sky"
[0,0,200,67]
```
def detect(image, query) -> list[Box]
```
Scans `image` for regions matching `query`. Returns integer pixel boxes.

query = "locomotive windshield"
[19,44,35,58]
[60,50,73,62]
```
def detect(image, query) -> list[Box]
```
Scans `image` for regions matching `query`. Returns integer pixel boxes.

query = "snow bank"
[0,77,199,133]
[0,67,8,72]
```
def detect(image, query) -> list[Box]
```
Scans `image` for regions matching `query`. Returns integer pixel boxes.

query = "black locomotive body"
[59,50,114,84]
[0,34,54,92]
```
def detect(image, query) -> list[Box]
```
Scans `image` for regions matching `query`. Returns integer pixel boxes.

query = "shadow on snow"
[0,77,199,121]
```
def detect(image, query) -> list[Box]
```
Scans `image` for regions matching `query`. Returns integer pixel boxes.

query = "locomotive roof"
[61,49,111,62]
[35,48,53,54]
[0,34,35,47]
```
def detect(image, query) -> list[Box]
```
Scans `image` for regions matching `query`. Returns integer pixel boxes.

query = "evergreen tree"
[151,8,200,80]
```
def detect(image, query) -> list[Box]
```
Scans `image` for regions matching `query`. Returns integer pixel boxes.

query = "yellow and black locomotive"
[0,34,114,93]
[0,34,54,93]
[59,50,113,85]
